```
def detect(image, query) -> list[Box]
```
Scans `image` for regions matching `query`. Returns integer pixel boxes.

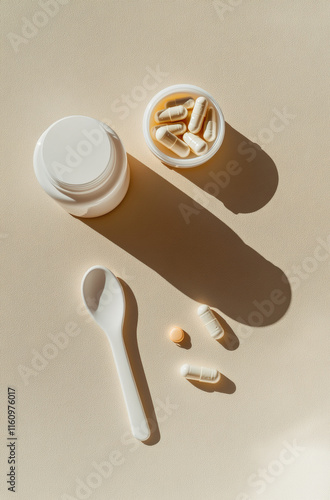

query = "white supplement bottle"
[33,115,130,218]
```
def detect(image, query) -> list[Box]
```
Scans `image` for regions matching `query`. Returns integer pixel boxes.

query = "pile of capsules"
[170,304,224,384]
[151,96,217,158]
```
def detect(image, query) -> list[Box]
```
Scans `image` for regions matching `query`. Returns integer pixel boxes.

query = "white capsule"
[180,364,221,384]
[165,97,195,109]
[188,96,208,133]
[183,132,208,156]
[197,304,224,340]
[155,127,190,158]
[155,105,188,123]
[151,122,186,140]
[203,107,217,142]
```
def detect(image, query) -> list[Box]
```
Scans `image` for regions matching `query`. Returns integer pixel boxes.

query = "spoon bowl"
[82,266,124,331]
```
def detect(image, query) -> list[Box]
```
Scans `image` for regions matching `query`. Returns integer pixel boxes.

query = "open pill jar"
[143,84,225,168]
[33,116,130,218]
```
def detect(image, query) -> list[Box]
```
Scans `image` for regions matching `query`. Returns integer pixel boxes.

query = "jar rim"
[143,84,225,168]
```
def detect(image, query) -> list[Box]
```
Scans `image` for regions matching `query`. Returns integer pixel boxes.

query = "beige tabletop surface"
[1,1,329,499]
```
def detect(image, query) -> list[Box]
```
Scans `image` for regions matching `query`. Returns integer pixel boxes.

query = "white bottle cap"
[41,116,113,193]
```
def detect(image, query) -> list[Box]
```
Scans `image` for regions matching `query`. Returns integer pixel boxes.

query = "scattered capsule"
[183,132,208,156]
[155,105,188,123]
[169,327,185,344]
[197,304,224,340]
[165,97,195,109]
[155,127,190,158]
[188,96,208,133]
[203,107,217,142]
[151,122,186,140]
[180,364,221,383]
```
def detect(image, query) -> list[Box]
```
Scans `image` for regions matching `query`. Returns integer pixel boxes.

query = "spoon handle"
[109,335,150,441]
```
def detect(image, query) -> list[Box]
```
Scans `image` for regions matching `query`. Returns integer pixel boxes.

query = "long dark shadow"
[176,122,279,214]
[78,155,291,326]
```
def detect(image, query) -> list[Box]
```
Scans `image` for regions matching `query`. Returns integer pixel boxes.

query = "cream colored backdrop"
[1,1,329,499]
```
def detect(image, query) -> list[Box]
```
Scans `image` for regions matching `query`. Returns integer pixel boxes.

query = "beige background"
[1,1,329,499]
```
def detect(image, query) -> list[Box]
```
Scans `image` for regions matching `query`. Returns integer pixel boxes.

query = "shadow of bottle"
[176,122,279,214]
[79,155,291,327]
[119,279,160,445]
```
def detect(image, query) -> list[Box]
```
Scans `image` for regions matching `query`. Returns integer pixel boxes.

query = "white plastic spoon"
[81,265,150,441]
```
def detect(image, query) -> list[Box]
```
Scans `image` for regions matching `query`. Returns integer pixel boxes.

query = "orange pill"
[169,327,185,343]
